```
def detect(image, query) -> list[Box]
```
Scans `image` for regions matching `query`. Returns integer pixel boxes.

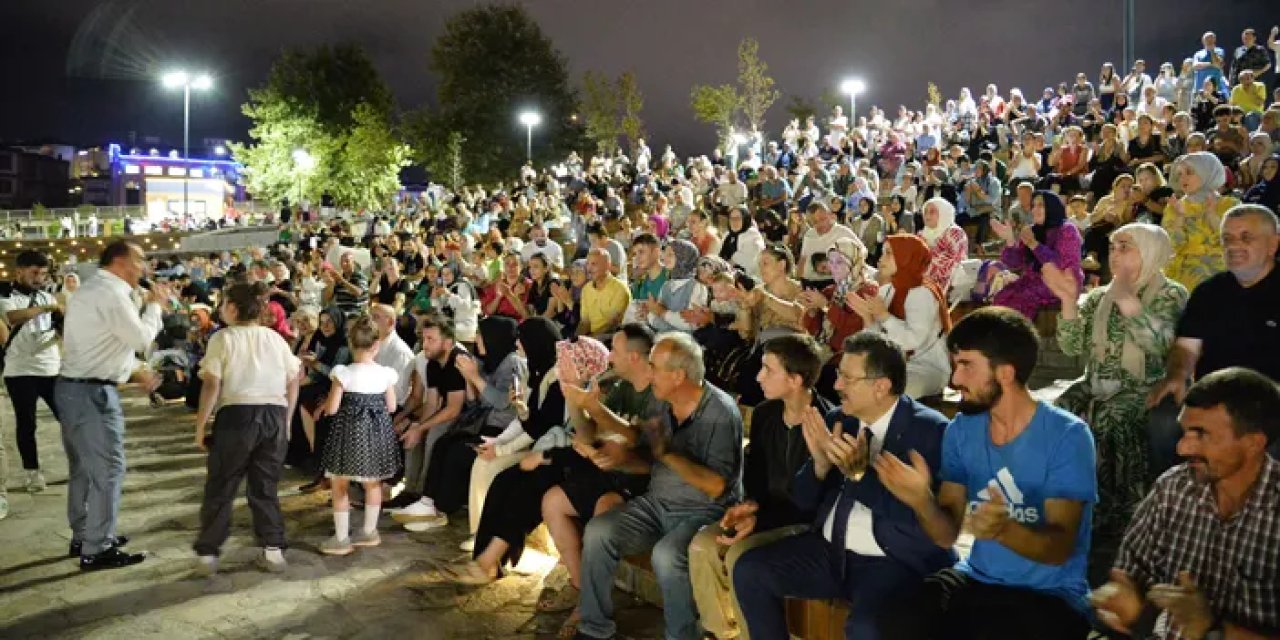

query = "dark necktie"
[828,426,869,578]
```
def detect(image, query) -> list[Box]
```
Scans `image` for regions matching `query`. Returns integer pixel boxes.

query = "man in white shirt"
[714,171,749,214]
[1,251,63,493]
[733,332,954,638]
[799,201,857,286]
[370,304,415,405]
[519,223,564,270]
[57,240,171,570]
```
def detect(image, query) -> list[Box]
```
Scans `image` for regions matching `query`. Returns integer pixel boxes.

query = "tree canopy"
[413,4,582,183]
[232,44,407,210]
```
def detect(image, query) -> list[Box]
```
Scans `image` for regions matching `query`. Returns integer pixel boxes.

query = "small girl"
[319,316,400,555]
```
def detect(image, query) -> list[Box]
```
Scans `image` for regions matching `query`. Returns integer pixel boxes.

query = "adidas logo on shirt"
[969,467,1040,524]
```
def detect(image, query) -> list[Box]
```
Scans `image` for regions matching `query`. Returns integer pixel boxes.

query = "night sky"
[2,0,1274,155]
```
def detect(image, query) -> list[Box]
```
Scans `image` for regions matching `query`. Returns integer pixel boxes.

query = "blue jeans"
[577,495,722,640]
[734,532,921,640]
[56,380,126,556]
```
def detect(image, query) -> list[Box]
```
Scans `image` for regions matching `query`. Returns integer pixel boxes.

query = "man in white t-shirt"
[714,171,750,213]
[0,251,63,493]
[799,201,857,287]
[370,304,414,405]
[520,223,564,270]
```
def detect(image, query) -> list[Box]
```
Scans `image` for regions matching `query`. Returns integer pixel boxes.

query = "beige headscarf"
[1091,223,1173,382]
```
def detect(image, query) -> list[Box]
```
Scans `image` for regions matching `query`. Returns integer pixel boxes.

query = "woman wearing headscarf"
[297,306,351,492]
[1242,155,1280,214]
[419,316,527,522]
[847,234,953,398]
[547,259,587,337]
[918,197,969,293]
[986,191,1084,319]
[718,206,766,278]
[1162,151,1239,290]
[850,196,886,263]
[455,336,615,588]
[650,239,711,330]
[1043,223,1188,557]
[460,317,563,551]
[800,237,880,402]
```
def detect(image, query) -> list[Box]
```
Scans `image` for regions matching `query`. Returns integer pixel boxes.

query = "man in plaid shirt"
[1094,367,1279,640]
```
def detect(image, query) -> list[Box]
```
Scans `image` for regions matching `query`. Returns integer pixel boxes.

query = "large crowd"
[0,27,1279,640]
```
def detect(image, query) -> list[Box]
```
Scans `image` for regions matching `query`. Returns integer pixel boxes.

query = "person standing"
[192,282,301,575]
[58,240,171,570]
[1,251,63,492]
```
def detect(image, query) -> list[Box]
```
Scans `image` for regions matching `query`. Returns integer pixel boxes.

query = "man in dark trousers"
[732,331,954,639]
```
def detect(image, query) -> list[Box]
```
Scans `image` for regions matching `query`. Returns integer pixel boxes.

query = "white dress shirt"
[60,269,163,383]
[822,398,898,556]
[374,332,416,402]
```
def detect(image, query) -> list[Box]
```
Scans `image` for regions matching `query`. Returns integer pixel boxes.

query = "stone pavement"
[0,390,664,640]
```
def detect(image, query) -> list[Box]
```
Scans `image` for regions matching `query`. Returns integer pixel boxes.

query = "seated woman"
[453,336,613,586]
[719,207,766,279]
[1082,174,1138,282]
[434,265,480,352]
[1242,154,1280,213]
[546,259,587,338]
[1043,223,1188,562]
[1162,151,1239,291]
[297,307,351,492]
[847,234,952,399]
[849,197,886,263]
[480,251,531,321]
[919,197,969,294]
[1131,162,1174,226]
[643,240,706,332]
[460,317,562,552]
[985,190,1084,319]
[727,245,807,406]
[416,316,526,529]
[799,237,880,403]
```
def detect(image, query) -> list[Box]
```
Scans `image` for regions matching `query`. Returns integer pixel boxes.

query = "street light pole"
[525,122,533,163]
[182,82,191,218]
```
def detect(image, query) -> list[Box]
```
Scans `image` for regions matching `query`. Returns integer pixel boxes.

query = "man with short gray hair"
[575,332,744,640]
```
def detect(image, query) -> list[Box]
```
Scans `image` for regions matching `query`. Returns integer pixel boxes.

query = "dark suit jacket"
[792,395,956,577]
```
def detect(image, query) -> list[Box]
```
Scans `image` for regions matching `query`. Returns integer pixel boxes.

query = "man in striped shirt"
[1094,367,1279,639]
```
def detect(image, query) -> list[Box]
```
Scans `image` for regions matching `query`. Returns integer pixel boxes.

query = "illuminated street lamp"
[161,69,214,217]
[292,149,315,205]
[840,78,867,121]
[518,111,542,164]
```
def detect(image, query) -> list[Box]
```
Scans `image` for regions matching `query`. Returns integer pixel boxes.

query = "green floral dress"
[1054,279,1188,540]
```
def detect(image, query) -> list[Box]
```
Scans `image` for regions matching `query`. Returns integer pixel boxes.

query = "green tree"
[581,71,621,156]
[618,71,645,154]
[415,4,582,183]
[736,37,779,133]
[784,94,819,122]
[232,44,405,208]
[690,84,740,147]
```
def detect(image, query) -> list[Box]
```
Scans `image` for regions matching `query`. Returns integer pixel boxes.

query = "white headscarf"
[920,197,956,248]
[1092,223,1174,382]
[1179,151,1226,204]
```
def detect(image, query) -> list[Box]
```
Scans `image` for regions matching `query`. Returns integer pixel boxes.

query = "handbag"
[450,400,492,439]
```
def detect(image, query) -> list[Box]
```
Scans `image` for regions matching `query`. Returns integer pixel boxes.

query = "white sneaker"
[193,555,218,577]
[25,470,46,493]
[391,499,440,523]
[259,547,287,573]
[459,536,475,552]
[402,514,448,532]
[0,495,9,520]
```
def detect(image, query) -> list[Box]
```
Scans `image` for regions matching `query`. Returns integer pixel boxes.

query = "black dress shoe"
[80,546,146,571]
[69,535,129,558]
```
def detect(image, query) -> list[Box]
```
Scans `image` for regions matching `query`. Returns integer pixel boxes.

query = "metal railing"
[0,205,147,221]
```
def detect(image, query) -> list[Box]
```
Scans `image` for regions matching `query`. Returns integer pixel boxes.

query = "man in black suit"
[732,331,954,640]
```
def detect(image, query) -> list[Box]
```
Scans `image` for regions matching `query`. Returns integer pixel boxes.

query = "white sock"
[264,547,285,563]
[363,505,380,534]
[334,510,350,541]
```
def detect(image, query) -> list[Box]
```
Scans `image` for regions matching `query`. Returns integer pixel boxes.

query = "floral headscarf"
[827,236,872,306]
[556,336,611,382]
[668,239,701,280]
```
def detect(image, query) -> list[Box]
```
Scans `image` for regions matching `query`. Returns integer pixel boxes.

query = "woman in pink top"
[918,197,969,294]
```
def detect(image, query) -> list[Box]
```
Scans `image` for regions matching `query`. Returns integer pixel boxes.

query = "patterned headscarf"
[827,236,872,306]
[556,336,611,382]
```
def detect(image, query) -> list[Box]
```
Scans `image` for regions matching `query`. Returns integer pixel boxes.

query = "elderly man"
[323,251,368,316]
[1149,205,1280,473]
[369,304,414,406]
[59,241,172,570]
[1096,367,1279,639]
[575,332,743,640]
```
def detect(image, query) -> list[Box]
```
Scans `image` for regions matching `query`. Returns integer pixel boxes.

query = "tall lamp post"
[840,78,867,124]
[519,111,541,165]
[292,148,316,210]
[162,70,213,218]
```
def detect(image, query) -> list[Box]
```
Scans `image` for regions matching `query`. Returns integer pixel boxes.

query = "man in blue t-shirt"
[876,307,1097,639]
